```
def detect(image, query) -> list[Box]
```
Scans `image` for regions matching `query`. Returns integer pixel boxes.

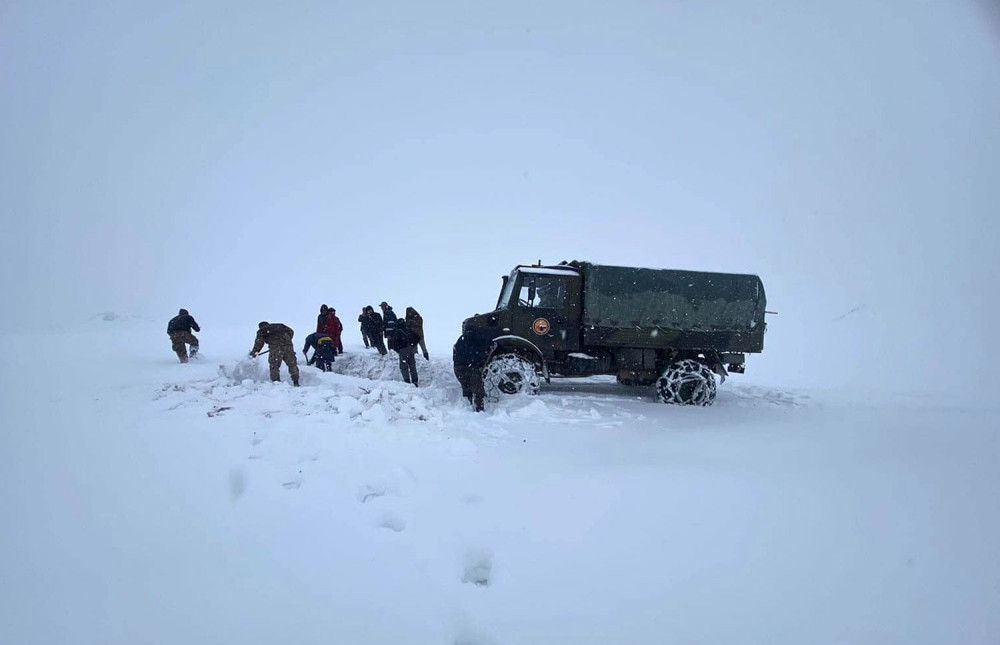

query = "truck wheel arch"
[489,335,550,383]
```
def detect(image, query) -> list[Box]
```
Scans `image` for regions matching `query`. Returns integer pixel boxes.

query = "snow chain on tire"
[656,359,717,406]
[483,354,541,400]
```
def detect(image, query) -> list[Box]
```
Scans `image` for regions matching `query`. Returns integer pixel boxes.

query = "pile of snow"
[329,348,450,387]
[200,349,808,430]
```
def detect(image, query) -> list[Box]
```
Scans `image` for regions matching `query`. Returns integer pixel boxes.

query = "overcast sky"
[1,0,997,393]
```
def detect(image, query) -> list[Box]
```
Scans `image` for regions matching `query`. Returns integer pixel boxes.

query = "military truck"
[459,261,767,406]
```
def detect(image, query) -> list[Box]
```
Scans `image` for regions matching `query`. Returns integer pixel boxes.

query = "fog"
[2,0,997,393]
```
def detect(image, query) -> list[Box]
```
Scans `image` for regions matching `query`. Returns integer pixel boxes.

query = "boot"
[190,345,198,357]
[293,377,300,387]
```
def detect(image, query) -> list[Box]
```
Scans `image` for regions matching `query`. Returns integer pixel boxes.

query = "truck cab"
[491,265,583,357]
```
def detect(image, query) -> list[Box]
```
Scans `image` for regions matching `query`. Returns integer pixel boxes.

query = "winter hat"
[179,308,189,316]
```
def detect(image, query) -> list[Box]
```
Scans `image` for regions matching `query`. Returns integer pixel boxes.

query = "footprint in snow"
[282,470,303,489]
[248,432,265,459]
[358,484,388,503]
[357,469,415,503]
[229,468,246,502]
[461,550,494,587]
[375,512,406,533]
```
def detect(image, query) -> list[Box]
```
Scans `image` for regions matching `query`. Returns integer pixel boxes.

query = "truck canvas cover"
[571,262,766,353]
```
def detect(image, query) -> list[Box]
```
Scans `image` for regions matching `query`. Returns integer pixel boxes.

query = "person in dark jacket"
[250,321,300,386]
[453,328,494,412]
[328,308,344,354]
[302,331,336,372]
[167,308,200,363]
[404,307,429,360]
[362,306,387,355]
[358,309,371,349]
[392,318,421,386]
[380,302,398,351]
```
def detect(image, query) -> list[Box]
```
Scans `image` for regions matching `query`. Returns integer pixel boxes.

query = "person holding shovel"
[249,321,300,386]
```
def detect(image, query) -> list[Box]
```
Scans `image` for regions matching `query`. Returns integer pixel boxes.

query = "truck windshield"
[496,271,518,310]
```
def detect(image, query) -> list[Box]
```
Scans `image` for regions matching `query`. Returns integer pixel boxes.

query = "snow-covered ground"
[2,318,998,644]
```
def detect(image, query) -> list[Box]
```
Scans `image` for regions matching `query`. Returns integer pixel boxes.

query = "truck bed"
[571,262,766,353]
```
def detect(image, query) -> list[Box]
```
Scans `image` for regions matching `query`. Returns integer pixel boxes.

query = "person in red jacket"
[328,307,344,354]
[316,305,331,334]
[316,304,345,354]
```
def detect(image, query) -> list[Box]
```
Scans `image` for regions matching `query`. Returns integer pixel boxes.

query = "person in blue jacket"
[302,331,336,372]
[380,302,398,351]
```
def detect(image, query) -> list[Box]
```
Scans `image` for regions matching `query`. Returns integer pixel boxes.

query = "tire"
[483,354,540,399]
[656,359,717,406]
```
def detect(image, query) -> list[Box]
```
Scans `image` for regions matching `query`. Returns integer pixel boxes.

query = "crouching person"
[303,331,336,372]
[452,328,493,412]
[250,321,300,386]
[392,318,421,386]
[167,308,200,363]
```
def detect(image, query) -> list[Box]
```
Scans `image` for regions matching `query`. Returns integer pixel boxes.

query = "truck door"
[510,271,581,356]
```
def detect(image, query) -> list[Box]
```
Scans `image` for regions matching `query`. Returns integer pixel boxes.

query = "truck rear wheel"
[483,354,540,399]
[656,359,717,406]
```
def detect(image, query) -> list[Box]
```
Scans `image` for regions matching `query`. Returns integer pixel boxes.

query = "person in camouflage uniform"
[249,321,300,386]
[167,308,200,363]
[405,306,429,360]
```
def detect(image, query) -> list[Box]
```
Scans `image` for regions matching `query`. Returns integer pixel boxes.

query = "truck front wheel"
[656,359,717,406]
[483,354,540,399]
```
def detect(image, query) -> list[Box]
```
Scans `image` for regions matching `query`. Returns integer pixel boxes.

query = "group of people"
[166,301,432,389]
[300,304,345,374]
[357,302,429,386]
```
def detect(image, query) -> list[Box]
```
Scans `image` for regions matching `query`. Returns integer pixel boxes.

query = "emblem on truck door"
[532,318,551,335]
